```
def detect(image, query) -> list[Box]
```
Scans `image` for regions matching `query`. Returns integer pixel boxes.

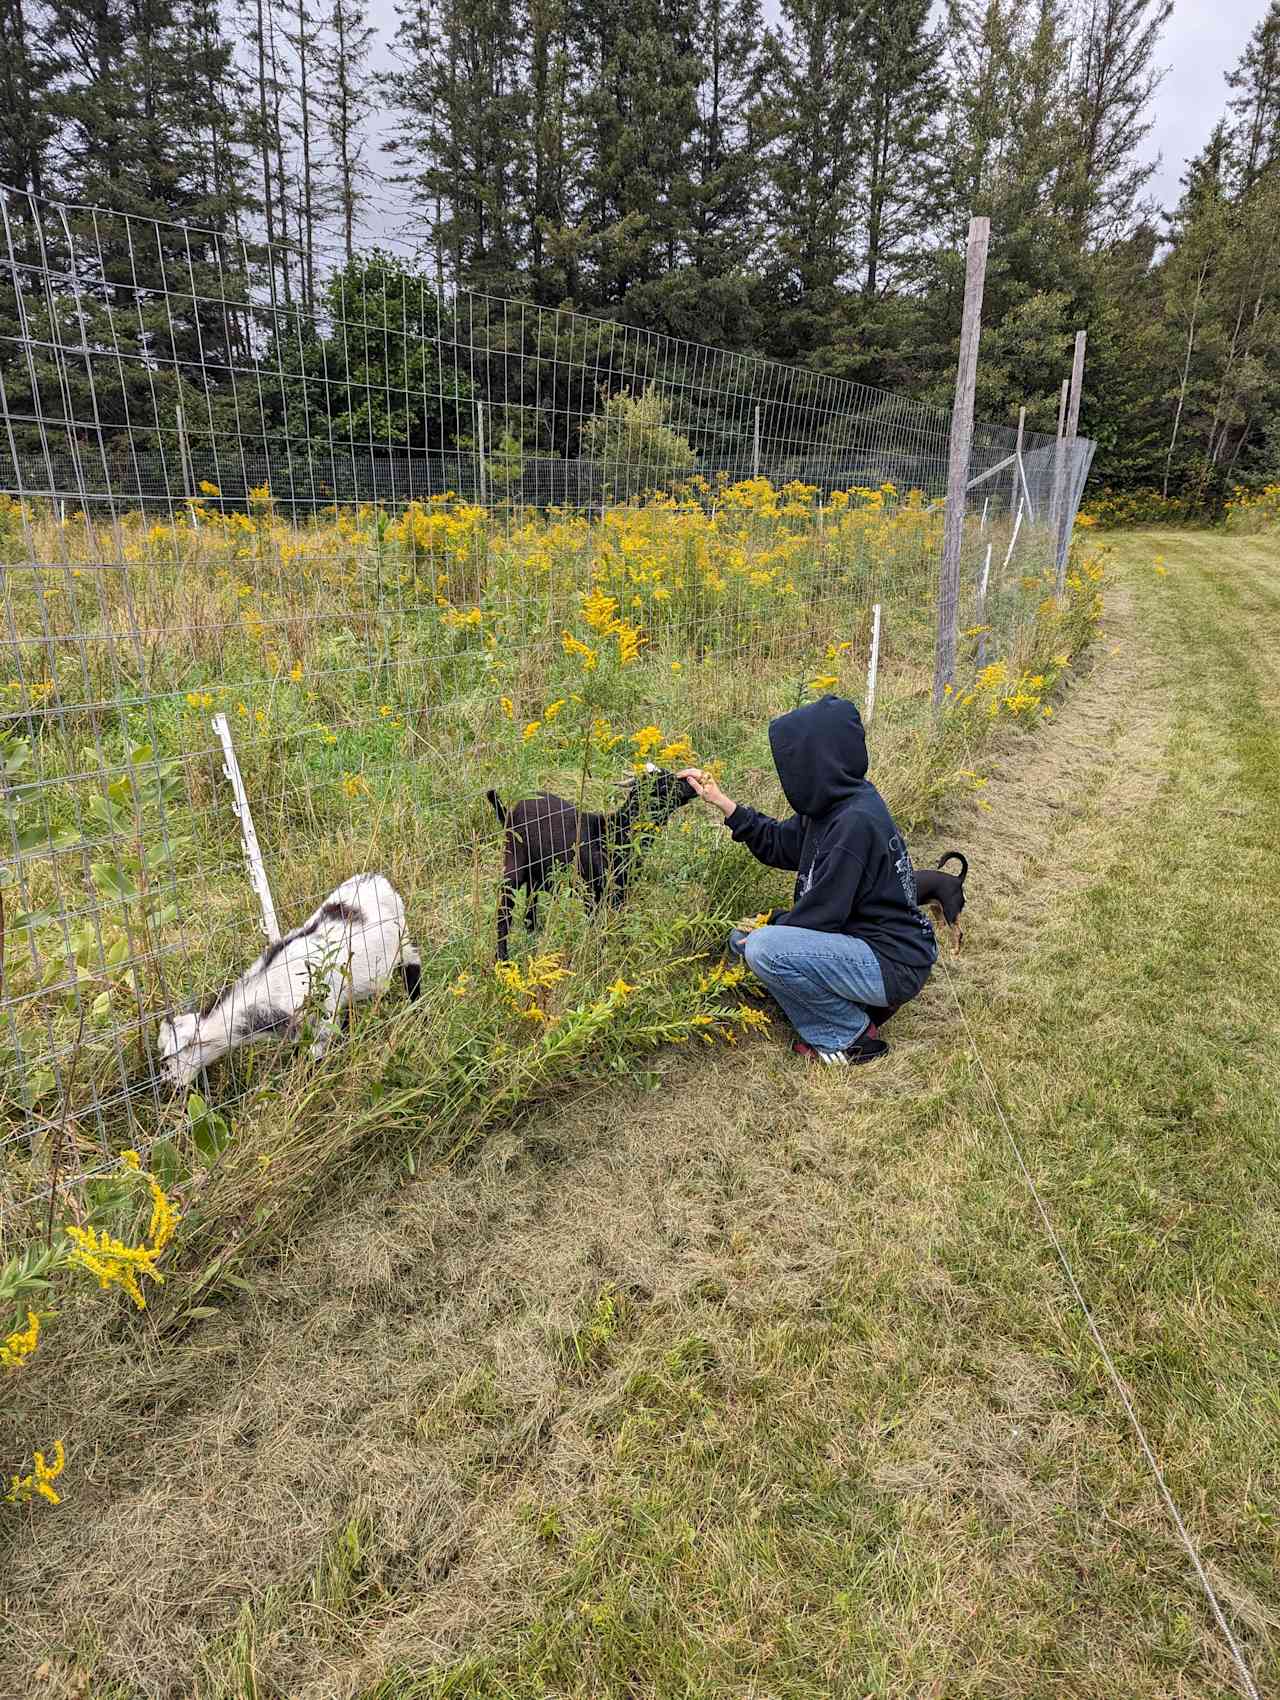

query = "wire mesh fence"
[0,185,1094,1239]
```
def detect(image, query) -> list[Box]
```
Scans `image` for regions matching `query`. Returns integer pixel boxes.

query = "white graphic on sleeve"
[890,833,936,947]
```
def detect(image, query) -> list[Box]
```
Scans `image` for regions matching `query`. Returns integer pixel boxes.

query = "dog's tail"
[485,788,507,826]
[938,850,968,882]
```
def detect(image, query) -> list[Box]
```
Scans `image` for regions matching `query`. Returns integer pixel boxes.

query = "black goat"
[486,765,697,959]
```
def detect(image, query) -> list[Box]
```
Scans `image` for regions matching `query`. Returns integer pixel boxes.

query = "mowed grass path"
[4,528,1279,1699]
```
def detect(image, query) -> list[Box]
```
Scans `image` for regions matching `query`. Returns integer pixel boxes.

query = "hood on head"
[768,695,867,817]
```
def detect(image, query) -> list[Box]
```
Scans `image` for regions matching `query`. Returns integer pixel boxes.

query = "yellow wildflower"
[607,978,634,1002]
[341,771,370,799]
[199,480,221,496]
[523,721,541,742]
[451,972,471,998]
[581,586,620,632]
[6,1440,66,1506]
[379,704,392,718]
[614,622,645,666]
[65,1225,161,1311]
[289,662,304,683]
[631,725,664,758]
[562,631,598,671]
[659,737,695,764]
[1,1310,43,1371]
[499,697,514,719]
[808,674,839,694]
[543,699,566,721]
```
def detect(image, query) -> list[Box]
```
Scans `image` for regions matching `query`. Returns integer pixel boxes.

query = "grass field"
[4,525,1278,1698]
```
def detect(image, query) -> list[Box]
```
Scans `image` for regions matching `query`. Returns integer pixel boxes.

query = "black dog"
[486,765,697,959]
[914,851,968,953]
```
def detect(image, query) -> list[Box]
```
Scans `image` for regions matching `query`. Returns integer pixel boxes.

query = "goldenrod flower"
[607,978,634,1002]
[523,721,541,742]
[65,1225,161,1310]
[1,1310,43,1371]
[562,632,598,670]
[341,771,370,799]
[499,697,514,719]
[808,674,839,693]
[659,737,695,764]
[6,1440,65,1506]
[630,725,664,758]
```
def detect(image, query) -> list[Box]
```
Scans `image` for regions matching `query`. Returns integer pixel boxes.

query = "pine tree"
[569,0,703,318]
[1059,0,1172,246]
[0,0,56,197]
[1226,0,1280,191]
[859,0,944,299]
[282,0,332,308]
[760,0,868,360]
[319,0,375,265]
[388,0,528,296]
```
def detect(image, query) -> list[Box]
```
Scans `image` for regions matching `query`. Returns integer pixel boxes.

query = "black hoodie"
[724,695,937,1006]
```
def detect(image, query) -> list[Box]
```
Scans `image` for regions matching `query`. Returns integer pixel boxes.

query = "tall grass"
[1,480,1104,1419]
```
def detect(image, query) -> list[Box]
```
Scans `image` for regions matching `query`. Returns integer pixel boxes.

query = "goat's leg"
[399,936,423,1000]
[523,887,541,937]
[497,879,517,961]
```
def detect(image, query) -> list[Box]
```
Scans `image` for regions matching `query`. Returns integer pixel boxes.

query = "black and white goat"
[486,763,696,960]
[157,873,421,1088]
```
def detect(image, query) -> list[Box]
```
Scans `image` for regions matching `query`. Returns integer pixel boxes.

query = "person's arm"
[678,769,805,871]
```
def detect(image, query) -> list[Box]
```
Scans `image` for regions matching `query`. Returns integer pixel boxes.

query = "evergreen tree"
[1226,0,1280,191]
[388,0,529,296]
[1059,0,1172,245]
[0,0,56,197]
[319,0,376,265]
[570,0,703,321]
[760,0,868,360]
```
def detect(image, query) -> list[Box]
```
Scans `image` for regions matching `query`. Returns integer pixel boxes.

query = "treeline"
[1,0,1279,498]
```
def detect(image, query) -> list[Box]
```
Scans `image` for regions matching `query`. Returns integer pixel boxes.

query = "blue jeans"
[736,925,887,1051]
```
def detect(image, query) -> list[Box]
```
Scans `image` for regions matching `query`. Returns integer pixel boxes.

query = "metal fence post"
[933,214,989,709]
[752,405,760,479]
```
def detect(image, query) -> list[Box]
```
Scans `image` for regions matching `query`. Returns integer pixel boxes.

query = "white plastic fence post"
[752,405,761,479]
[866,602,882,722]
[212,713,281,944]
[1002,496,1024,581]
[976,542,993,667]
[1011,405,1025,516]
[980,495,989,531]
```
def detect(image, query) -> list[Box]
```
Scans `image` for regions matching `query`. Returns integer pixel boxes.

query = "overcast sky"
[359,0,1268,243]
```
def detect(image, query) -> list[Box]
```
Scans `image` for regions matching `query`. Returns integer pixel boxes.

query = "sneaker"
[791,1026,888,1066]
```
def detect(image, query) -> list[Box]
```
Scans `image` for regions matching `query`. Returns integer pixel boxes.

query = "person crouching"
[680,695,937,1066]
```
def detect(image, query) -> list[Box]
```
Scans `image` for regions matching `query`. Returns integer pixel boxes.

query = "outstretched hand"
[677,768,738,819]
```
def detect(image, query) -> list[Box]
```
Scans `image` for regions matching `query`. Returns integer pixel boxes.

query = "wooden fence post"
[933,214,990,709]
[1056,329,1087,588]
[1011,404,1025,517]
[1049,376,1069,585]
